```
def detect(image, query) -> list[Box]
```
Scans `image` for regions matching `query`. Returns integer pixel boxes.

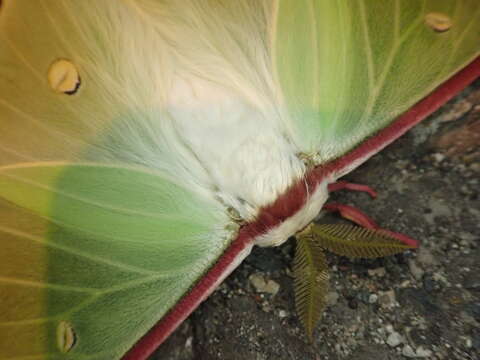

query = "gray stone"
[432,153,445,163]
[369,293,378,304]
[464,336,472,349]
[408,259,424,280]
[326,291,339,306]
[470,162,480,172]
[385,324,394,333]
[379,290,396,308]
[432,272,450,286]
[439,100,472,122]
[402,345,416,358]
[415,346,432,358]
[416,247,437,267]
[386,332,403,347]
[248,273,280,296]
[368,267,386,277]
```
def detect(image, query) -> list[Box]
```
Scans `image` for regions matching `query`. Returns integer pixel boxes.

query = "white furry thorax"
[167,75,305,220]
[91,1,310,221]
[116,2,306,220]
[167,74,331,247]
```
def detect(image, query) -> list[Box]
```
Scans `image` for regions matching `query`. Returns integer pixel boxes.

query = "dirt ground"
[152,79,480,360]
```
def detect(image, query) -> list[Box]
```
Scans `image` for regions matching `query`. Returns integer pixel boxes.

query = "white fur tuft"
[105,0,305,219]
[2,0,309,221]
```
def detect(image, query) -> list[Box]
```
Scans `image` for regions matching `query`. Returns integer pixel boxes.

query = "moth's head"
[253,180,330,247]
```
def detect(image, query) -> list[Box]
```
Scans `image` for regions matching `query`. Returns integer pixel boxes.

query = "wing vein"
[328,2,350,142]
[40,0,120,97]
[0,143,36,162]
[0,21,81,118]
[441,3,480,79]
[394,0,400,41]
[99,274,169,295]
[0,225,158,276]
[0,98,86,152]
[358,0,375,92]
[307,0,320,108]
[0,295,97,326]
[362,7,424,122]
[0,171,183,221]
[0,276,97,293]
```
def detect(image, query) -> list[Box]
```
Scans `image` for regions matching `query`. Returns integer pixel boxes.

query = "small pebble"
[263,280,280,296]
[465,336,472,349]
[379,290,396,308]
[368,267,386,277]
[402,345,416,358]
[261,302,272,313]
[415,346,432,358]
[249,273,280,296]
[432,272,449,286]
[387,332,403,347]
[432,153,445,163]
[326,292,339,306]
[385,324,394,333]
[408,259,424,280]
[278,310,288,318]
[470,162,480,172]
[416,248,437,267]
[439,100,472,122]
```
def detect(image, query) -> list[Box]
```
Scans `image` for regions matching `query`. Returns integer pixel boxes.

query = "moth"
[0,1,479,359]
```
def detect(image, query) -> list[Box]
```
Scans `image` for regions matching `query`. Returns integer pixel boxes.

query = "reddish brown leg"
[323,203,378,229]
[324,188,419,248]
[328,181,378,198]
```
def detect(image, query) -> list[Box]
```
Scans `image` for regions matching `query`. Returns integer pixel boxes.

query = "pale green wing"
[0,1,234,359]
[273,0,480,162]
[0,0,208,187]
[0,163,232,359]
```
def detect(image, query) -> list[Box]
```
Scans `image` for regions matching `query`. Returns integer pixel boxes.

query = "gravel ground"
[153,79,480,360]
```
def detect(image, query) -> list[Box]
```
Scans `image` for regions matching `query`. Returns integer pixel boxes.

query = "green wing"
[0,1,234,359]
[273,0,480,162]
[0,164,231,359]
[2,0,478,358]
